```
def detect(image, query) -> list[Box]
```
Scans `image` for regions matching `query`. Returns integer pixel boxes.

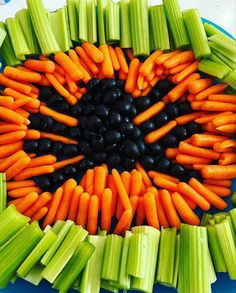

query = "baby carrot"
[148,170,180,183]
[79,174,86,189]
[8,198,22,206]
[108,45,120,71]
[176,112,204,126]
[154,191,169,228]
[203,184,231,197]
[155,50,181,65]
[116,197,124,220]
[176,154,212,165]
[99,44,114,78]
[76,192,90,228]
[130,171,142,197]
[8,187,42,198]
[178,182,210,211]
[179,141,220,160]
[172,192,200,225]
[195,83,228,101]
[135,162,152,187]
[7,180,35,191]
[107,174,118,217]
[27,155,57,168]
[6,156,31,181]
[76,46,99,75]
[4,66,42,83]
[136,197,146,226]
[30,207,48,223]
[168,62,192,75]
[187,78,213,94]
[93,166,107,204]
[40,132,78,145]
[192,164,208,171]
[189,178,227,210]
[213,114,236,128]
[115,47,129,74]
[125,48,134,61]
[68,49,91,83]
[145,120,177,144]
[52,155,84,170]
[219,153,236,165]
[0,96,14,108]
[159,189,181,228]
[173,60,200,84]
[42,187,63,228]
[191,133,228,148]
[114,209,132,235]
[14,165,55,181]
[201,101,236,112]
[123,196,139,232]
[24,130,41,140]
[0,150,26,172]
[203,179,232,188]
[0,106,25,125]
[120,171,132,194]
[166,148,180,159]
[85,169,94,195]
[217,124,236,134]
[181,195,197,210]
[101,188,112,232]
[125,58,140,93]
[68,186,83,222]
[39,55,65,74]
[0,141,23,159]
[87,195,99,235]
[153,176,178,192]
[143,192,160,230]
[213,142,234,153]
[0,74,31,95]
[65,74,78,93]
[220,140,236,149]
[82,43,104,63]
[163,50,195,69]
[139,50,162,77]
[195,111,233,125]
[208,94,236,104]
[52,71,66,85]
[15,192,39,214]
[24,59,55,73]
[24,192,52,217]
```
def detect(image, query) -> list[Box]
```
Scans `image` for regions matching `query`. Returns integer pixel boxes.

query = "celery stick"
[204,23,224,37]
[213,212,227,224]
[106,0,120,43]
[97,0,107,45]
[210,42,236,63]
[41,224,88,283]
[215,219,236,279]
[229,208,236,229]
[5,17,30,60]
[101,234,124,282]
[41,220,73,266]
[0,222,43,288]
[156,227,177,286]
[98,230,107,236]
[209,33,236,55]
[130,0,150,56]
[0,28,6,48]
[149,5,170,51]
[131,226,160,293]
[67,0,79,42]
[0,173,6,213]
[27,0,60,55]
[163,0,190,49]
[0,22,22,66]
[53,242,95,293]
[198,59,231,79]
[127,233,147,278]
[86,0,97,44]
[183,9,211,59]
[208,249,217,284]
[52,221,66,234]
[149,18,155,53]
[49,7,70,52]
[80,235,107,293]
[17,230,57,278]
[0,226,27,254]
[172,234,180,288]
[210,48,236,70]
[201,213,212,226]
[78,0,88,42]
[0,205,29,247]
[15,9,40,55]
[224,70,236,91]
[101,279,119,293]
[119,0,131,48]
[23,263,44,286]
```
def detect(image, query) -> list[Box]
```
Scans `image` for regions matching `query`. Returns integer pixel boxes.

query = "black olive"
[39,86,53,99]
[52,122,67,134]
[156,157,171,172]
[82,129,95,141]
[28,114,43,129]
[108,111,122,127]
[148,143,162,155]
[129,126,141,140]
[165,103,179,119]
[82,93,93,104]
[87,115,102,130]
[122,116,130,123]
[84,104,96,115]
[178,102,192,115]
[186,122,202,136]
[51,172,64,184]
[120,122,134,135]
[90,134,105,150]
[154,112,169,127]
[123,141,140,159]
[170,164,186,178]
[48,93,63,106]
[149,87,163,102]
[157,80,174,93]
[136,140,146,154]
[50,141,63,155]
[185,170,202,182]
[93,152,107,164]
[63,145,79,156]
[173,126,188,141]
[71,103,83,117]
[162,134,178,148]
[140,155,155,170]
[124,158,136,170]
[100,78,117,91]
[79,116,88,129]
[38,176,51,190]
[77,158,94,170]
[116,101,132,116]
[23,140,39,153]
[63,165,77,177]
[103,89,121,104]
[129,104,138,118]
[94,92,103,104]
[105,130,122,144]
[106,144,118,153]
[107,153,121,168]
[86,78,101,93]
[141,120,156,134]
[38,138,52,153]
[134,96,151,111]
[117,79,125,89]
[79,141,93,156]
[95,105,109,119]
[57,101,69,113]
[122,93,133,103]
[67,127,81,139]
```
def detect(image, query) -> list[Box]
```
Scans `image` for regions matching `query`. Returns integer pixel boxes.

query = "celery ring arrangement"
[0,0,235,292]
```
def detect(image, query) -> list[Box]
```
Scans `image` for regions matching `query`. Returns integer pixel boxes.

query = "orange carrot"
[98,44,114,78]
[30,207,48,223]
[173,60,200,83]
[219,152,236,165]
[0,96,14,107]
[82,43,104,63]
[0,141,23,159]
[220,140,236,149]
[116,197,124,220]
[188,78,213,94]
[52,155,84,170]
[115,47,129,74]
[172,192,200,225]
[148,170,180,183]
[39,55,65,75]
[195,83,228,101]
[107,174,118,217]
[181,195,197,209]
[15,192,39,214]
[68,49,91,83]
[175,111,204,125]
[27,155,57,168]
[76,192,90,228]
[163,51,195,69]
[40,132,78,145]
[179,141,220,160]
[42,187,63,228]
[8,198,22,206]
[178,182,210,211]
[166,148,180,159]
[52,71,66,85]
[143,192,160,229]
[212,114,236,128]
[145,120,177,144]
[136,196,146,226]
[75,46,99,75]
[84,169,94,195]
[24,130,41,140]
[24,192,52,217]
[0,150,26,172]
[176,154,212,165]
[155,50,181,65]
[125,58,140,93]
[120,171,131,195]
[141,85,152,96]
[195,111,233,125]
[87,195,99,235]
[159,189,181,228]
[192,164,208,171]
[217,124,236,134]
[135,162,152,187]
[203,184,231,197]
[79,173,86,189]
[14,165,55,181]
[101,188,112,232]
[153,176,178,192]
[125,48,134,61]
[0,74,31,95]
[15,108,30,118]
[4,66,42,83]
[65,74,78,93]
[123,196,139,232]
[68,185,83,222]
[130,171,142,197]
[93,166,107,204]
[3,88,35,104]
[203,179,232,187]
[0,106,25,125]
[201,101,236,112]
[191,133,228,148]
[208,94,236,104]
[108,45,120,71]
[6,156,31,180]
[139,50,162,76]
[154,191,169,228]
[8,187,41,198]
[7,180,35,191]
[168,62,192,75]
[213,142,234,153]
[24,59,55,73]
[114,209,132,235]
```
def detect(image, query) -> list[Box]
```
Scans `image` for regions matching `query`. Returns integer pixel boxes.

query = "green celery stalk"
[27,0,60,55]
[78,0,88,42]
[97,0,107,45]
[208,249,217,284]
[163,0,189,49]
[80,235,107,293]
[183,9,211,59]
[41,220,74,266]
[67,0,79,42]
[210,48,236,70]
[0,222,43,288]
[119,0,132,48]
[224,70,236,91]
[49,7,71,52]
[0,22,22,66]
[229,208,236,229]
[0,205,29,247]
[149,18,155,52]
[5,17,30,60]
[198,59,231,79]
[72,274,81,292]
[23,263,44,286]
[213,212,227,224]
[130,0,150,56]
[53,242,95,293]
[201,213,212,226]
[156,227,177,286]
[52,221,66,234]
[110,230,132,290]
[101,234,124,282]
[204,23,224,37]
[127,233,147,278]
[17,230,57,278]
[41,224,88,283]
[149,5,170,51]
[210,42,236,63]
[106,0,120,43]
[86,0,97,44]
[172,234,180,288]
[0,28,6,48]
[209,33,236,55]
[100,279,119,293]
[0,174,6,213]
[131,226,160,293]
[215,219,236,279]
[15,9,40,55]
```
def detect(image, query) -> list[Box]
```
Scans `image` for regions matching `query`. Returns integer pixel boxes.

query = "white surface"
[0,0,235,37]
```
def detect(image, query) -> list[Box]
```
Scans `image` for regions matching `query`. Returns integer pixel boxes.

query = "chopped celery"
[53,242,95,293]
[41,220,74,266]
[156,227,177,287]
[213,212,227,224]
[0,173,6,213]
[201,213,212,226]
[172,234,180,288]
[215,219,236,279]
[23,263,44,286]
[130,0,150,56]
[49,7,71,52]
[79,0,88,42]
[97,0,107,45]
[210,42,236,63]
[198,59,231,79]
[5,17,30,60]
[52,221,66,234]
[209,33,236,58]
[204,23,224,37]
[0,222,43,288]
[149,19,155,52]
[86,0,97,44]
[17,230,57,278]
[208,249,217,284]
[119,0,132,48]
[41,224,88,283]
[149,5,170,51]
[106,0,120,43]
[101,279,119,293]
[27,0,60,55]
[131,226,160,293]
[183,9,211,59]
[80,235,107,293]
[210,48,236,70]
[98,230,107,236]
[101,234,124,282]
[224,70,236,91]
[127,233,147,278]
[67,0,79,42]
[0,205,29,247]
[0,28,6,48]
[163,0,189,49]
[229,208,236,229]
[15,9,40,55]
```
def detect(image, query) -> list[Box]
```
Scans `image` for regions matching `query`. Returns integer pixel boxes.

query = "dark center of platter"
[23,77,203,190]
